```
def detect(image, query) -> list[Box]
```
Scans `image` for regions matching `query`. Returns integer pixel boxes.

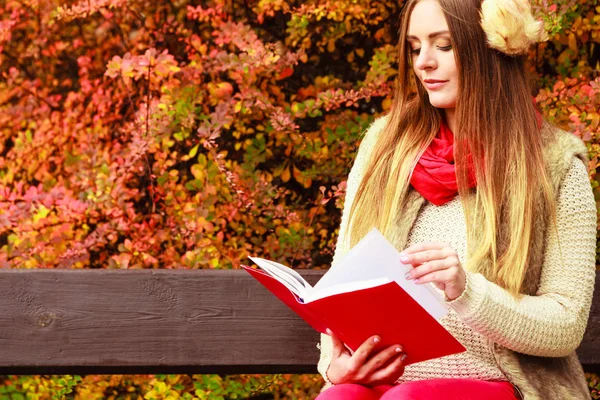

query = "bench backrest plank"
[0,269,597,375]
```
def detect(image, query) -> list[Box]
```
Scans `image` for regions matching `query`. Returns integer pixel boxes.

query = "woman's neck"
[444,108,457,133]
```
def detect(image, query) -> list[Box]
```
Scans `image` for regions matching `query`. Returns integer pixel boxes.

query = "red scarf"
[410,121,477,206]
[410,104,542,206]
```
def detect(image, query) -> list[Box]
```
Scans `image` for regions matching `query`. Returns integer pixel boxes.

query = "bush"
[0,0,598,397]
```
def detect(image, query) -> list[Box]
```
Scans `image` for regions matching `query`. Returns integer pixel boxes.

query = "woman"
[315,0,597,399]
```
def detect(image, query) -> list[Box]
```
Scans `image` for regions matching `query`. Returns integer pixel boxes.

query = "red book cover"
[243,265,466,366]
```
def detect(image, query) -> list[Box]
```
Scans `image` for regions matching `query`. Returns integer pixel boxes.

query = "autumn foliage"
[1,0,599,397]
[0,0,396,271]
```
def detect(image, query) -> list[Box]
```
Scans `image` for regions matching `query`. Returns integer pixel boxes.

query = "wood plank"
[0,269,597,375]
[0,269,322,375]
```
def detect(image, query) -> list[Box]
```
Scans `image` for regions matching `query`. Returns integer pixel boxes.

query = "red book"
[243,228,466,365]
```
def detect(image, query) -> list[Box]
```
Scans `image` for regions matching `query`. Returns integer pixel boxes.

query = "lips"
[423,79,448,90]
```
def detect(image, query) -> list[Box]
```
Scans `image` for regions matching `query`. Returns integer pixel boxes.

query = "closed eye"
[410,45,453,55]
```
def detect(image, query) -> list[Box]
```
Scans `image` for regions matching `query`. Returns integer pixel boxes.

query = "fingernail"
[404,272,412,280]
[374,337,380,344]
[400,256,409,263]
[414,278,420,284]
[395,347,402,353]
[326,328,332,335]
[401,354,408,362]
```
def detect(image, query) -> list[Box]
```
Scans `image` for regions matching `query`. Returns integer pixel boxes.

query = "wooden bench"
[0,269,598,375]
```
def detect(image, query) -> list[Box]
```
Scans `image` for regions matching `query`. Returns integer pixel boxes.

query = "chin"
[428,97,456,109]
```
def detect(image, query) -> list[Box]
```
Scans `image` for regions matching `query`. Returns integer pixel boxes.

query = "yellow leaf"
[32,205,51,223]
[291,102,301,114]
[188,144,199,158]
[356,48,365,58]
[587,112,600,130]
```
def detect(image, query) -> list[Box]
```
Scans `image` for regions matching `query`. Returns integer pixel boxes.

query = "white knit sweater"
[316,117,597,390]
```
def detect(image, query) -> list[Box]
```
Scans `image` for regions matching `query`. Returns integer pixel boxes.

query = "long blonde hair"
[347,0,555,295]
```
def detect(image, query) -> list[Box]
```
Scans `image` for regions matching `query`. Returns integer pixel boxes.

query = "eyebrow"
[406,30,450,41]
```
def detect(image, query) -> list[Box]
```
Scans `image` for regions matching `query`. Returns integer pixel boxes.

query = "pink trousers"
[315,379,518,400]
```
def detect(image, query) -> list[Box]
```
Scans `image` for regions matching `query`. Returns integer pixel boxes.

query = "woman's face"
[407,0,458,111]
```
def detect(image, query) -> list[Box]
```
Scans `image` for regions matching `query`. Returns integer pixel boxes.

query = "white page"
[302,277,391,304]
[248,256,310,298]
[313,228,448,319]
[261,258,311,290]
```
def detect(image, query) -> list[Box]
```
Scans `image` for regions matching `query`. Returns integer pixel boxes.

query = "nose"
[414,46,437,71]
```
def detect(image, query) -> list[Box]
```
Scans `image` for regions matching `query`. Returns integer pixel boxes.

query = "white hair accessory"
[480,0,548,56]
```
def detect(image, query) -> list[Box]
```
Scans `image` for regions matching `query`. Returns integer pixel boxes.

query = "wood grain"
[0,269,597,375]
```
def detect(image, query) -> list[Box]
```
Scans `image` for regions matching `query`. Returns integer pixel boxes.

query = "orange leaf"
[327,39,336,53]
[568,33,578,52]
[281,166,291,183]
[277,67,293,80]
[293,165,303,183]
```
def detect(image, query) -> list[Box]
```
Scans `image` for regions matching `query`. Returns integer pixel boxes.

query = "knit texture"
[316,117,597,391]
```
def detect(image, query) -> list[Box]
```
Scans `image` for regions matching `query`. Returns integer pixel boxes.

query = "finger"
[367,352,407,385]
[326,328,349,358]
[364,344,403,372]
[400,249,447,265]
[407,259,451,280]
[413,268,455,285]
[351,335,382,366]
[401,242,448,255]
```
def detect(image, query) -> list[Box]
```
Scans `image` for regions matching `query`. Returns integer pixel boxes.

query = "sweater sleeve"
[316,115,388,389]
[447,157,597,357]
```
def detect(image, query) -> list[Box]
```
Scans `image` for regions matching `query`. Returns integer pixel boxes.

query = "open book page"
[313,228,448,319]
[301,277,391,304]
[248,256,311,298]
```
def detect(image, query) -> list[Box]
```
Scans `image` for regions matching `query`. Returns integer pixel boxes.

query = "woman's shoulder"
[348,114,390,175]
[542,123,588,162]
[362,113,390,141]
[541,122,589,189]
[357,114,390,153]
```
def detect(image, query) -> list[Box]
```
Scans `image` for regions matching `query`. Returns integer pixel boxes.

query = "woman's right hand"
[325,329,407,386]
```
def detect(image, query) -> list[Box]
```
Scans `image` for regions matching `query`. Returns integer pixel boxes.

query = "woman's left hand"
[400,242,466,301]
